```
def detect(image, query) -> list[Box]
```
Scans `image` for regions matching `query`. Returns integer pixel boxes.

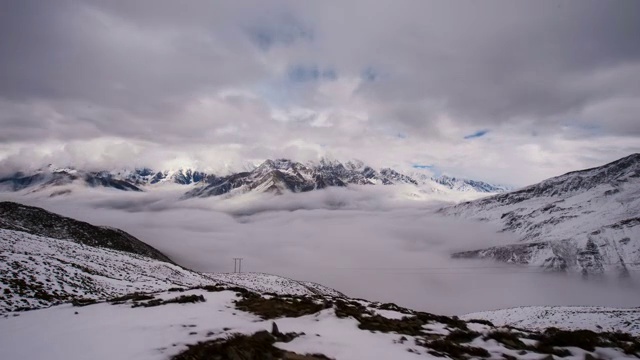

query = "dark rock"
[272,322,280,336]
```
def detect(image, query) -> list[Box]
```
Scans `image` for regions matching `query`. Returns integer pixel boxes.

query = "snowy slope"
[0,229,341,314]
[432,175,511,193]
[442,154,640,275]
[208,272,344,297]
[0,201,173,262]
[1,287,638,360]
[0,200,347,314]
[463,306,640,336]
[0,228,215,313]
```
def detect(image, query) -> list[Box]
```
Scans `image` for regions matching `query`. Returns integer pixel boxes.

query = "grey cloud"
[1,0,640,185]
[343,1,640,126]
[5,1,637,120]
[0,0,266,112]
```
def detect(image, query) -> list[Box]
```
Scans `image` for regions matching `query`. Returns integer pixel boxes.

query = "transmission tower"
[233,258,243,273]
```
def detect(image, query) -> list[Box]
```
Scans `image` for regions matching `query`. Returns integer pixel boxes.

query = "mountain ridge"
[442,153,640,276]
[0,201,173,263]
[0,159,509,198]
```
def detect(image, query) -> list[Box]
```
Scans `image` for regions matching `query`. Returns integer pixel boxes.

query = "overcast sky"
[1,0,639,186]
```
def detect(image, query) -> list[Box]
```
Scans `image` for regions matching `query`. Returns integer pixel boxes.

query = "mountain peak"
[558,153,640,179]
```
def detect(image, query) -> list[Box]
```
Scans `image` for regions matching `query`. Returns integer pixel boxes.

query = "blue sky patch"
[463,129,489,139]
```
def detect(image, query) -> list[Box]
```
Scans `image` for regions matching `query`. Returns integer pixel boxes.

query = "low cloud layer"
[1,1,640,186]
[5,186,638,315]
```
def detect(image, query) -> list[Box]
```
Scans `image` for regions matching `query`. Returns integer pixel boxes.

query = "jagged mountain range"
[0,159,508,198]
[442,153,640,276]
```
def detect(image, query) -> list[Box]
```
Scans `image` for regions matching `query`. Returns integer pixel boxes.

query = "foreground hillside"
[0,201,341,314]
[442,154,640,276]
[0,228,210,313]
[0,201,173,262]
[0,227,340,313]
[2,285,639,360]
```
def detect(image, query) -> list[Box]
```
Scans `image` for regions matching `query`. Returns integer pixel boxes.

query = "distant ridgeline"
[0,158,508,197]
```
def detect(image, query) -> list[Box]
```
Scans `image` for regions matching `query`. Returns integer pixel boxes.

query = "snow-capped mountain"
[186,159,349,198]
[0,159,507,199]
[441,153,640,276]
[0,168,143,193]
[116,168,215,185]
[433,175,511,193]
[0,166,218,194]
[185,159,506,198]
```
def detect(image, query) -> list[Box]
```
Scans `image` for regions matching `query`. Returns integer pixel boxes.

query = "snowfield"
[0,228,342,314]
[1,287,638,360]
[207,272,344,298]
[463,306,640,336]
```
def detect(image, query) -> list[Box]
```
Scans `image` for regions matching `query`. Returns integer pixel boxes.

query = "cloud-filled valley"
[5,185,638,315]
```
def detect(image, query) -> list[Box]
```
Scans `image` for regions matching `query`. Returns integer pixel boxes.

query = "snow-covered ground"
[2,287,638,360]
[208,272,344,297]
[0,228,341,314]
[463,306,640,336]
[0,289,410,360]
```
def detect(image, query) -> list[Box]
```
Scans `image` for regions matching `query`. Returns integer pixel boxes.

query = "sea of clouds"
[3,184,639,315]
